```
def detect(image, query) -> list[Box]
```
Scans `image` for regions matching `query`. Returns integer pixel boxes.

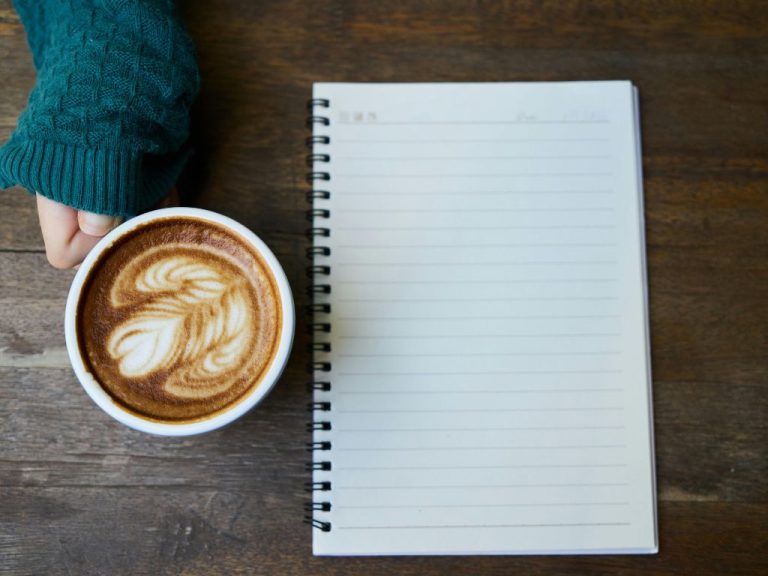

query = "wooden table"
[1,1,766,574]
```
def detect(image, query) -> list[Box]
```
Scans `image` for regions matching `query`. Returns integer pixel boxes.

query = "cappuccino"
[76,217,282,423]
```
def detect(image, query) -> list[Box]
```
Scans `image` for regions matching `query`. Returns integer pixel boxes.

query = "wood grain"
[0,367,764,499]
[0,366,765,575]
[1,0,766,574]
[1,492,765,576]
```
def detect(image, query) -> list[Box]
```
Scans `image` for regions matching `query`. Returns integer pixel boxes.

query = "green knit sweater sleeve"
[0,0,200,216]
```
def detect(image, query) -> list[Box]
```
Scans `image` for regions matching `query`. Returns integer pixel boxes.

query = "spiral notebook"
[306,81,657,556]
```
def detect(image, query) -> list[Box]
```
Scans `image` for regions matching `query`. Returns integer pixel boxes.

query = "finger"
[37,194,81,268]
[36,194,120,269]
[77,210,122,237]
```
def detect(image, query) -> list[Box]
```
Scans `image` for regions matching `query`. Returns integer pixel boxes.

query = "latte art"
[107,249,255,399]
[77,217,282,422]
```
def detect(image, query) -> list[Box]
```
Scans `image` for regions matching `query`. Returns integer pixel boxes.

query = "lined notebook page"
[310,82,656,556]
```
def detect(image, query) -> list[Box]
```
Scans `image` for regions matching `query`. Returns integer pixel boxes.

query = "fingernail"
[79,212,123,237]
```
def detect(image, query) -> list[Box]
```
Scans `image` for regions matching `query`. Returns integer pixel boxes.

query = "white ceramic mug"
[64,207,295,436]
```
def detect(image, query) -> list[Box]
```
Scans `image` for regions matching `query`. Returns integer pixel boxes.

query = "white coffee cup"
[64,207,295,436]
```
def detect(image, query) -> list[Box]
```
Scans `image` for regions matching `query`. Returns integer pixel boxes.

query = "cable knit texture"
[0,0,200,216]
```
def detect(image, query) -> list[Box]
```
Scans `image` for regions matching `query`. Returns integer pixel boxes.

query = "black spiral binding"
[304,97,332,533]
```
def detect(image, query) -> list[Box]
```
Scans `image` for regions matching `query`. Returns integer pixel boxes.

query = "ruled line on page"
[335,408,625,414]
[334,261,618,267]
[335,138,612,143]
[335,464,627,471]
[334,390,623,396]
[337,384,624,394]
[336,279,618,285]
[333,243,618,249]
[334,155,612,160]
[330,190,615,195]
[334,172,613,178]
[334,445,627,452]
[337,352,622,358]
[337,208,616,214]
[334,483,630,490]
[337,370,623,376]
[336,352,623,360]
[334,427,627,433]
[335,297,619,302]
[337,333,622,339]
[335,225,616,231]
[337,316,619,321]
[335,522,631,530]
[336,388,624,395]
[335,314,620,322]
[335,501,630,509]
[336,120,612,125]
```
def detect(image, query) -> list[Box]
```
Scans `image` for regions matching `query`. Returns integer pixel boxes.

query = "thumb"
[77,211,123,237]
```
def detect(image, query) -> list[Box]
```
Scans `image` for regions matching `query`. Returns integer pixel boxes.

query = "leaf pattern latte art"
[106,248,255,399]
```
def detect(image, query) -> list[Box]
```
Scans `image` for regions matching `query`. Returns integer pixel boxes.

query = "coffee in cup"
[65,208,294,435]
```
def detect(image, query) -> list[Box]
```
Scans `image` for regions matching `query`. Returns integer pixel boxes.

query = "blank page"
[309,81,656,555]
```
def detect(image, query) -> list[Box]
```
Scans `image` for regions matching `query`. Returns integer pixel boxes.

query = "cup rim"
[64,207,295,436]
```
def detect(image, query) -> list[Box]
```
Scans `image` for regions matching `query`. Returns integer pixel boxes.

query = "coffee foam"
[77,218,282,422]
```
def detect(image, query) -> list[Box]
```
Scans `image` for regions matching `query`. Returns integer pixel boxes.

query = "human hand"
[36,189,178,269]
[36,194,123,269]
